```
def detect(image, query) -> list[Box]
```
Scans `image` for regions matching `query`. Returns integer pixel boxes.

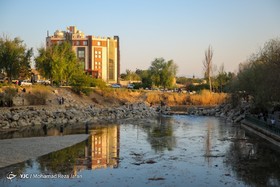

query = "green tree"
[135,69,152,89]
[35,42,81,85]
[149,58,178,89]
[121,69,141,81]
[0,36,32,83]
[232,38,280,108]
[176,76,189,85]
[213,63,235,92]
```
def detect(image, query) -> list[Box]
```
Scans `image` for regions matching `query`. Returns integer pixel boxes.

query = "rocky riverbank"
[168,101,251,123]
[0,102,160,130]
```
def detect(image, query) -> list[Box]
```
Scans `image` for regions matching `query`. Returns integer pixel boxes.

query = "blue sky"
[1,0,279,77]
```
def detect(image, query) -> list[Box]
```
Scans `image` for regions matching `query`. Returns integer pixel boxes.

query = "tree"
[121,69,141,81]
[149,58,178,89]
[35,42,82,85]
[135,69,152,89]
[232,38,280,108]
[176,76,190,85]
[215,63,227,92]
[203,45,214,92]
[0,36,33,83]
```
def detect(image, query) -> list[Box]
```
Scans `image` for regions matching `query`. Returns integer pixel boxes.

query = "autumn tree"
[203,45,214,92]
[0,36,33,83]
[232,38,280,108]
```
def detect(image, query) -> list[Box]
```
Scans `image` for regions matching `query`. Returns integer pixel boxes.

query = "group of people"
[57,97,65,105]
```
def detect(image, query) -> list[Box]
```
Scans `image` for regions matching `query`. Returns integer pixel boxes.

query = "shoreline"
[0,102,160,131]
[0,134,89,168]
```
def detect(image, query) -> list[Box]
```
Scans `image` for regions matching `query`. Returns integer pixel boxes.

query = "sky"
[0,0,280,77]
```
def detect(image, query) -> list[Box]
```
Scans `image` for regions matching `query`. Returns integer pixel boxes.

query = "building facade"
[46,26,120,83]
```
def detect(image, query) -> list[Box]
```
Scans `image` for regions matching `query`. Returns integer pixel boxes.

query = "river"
[0,115,280,187]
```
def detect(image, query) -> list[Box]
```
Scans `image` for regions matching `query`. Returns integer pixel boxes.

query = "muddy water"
[1,115,280,187]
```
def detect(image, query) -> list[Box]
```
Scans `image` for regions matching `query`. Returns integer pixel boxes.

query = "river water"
[1,115,280,187]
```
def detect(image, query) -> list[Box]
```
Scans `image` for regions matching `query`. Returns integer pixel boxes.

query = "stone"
[18,119,28,127]
[12,114,20,121]
[10,121,18,128]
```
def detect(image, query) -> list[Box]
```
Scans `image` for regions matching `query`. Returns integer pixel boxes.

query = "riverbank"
[0,102,159,130]
[0,86,228,131]
[168,101,250,124]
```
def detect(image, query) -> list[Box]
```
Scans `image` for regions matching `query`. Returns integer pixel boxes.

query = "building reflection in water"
[74,125,120,175]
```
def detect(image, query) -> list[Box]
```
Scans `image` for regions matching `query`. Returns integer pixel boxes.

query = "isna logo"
[6,172,17,181]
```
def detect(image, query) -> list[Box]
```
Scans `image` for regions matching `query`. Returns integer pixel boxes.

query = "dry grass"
[188,90,228,106]
[146,90,228,106]
[24,85,52,105]
[146,92,187,106]
[92,88,143,105]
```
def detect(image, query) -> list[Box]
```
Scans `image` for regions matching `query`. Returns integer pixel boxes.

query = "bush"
[25,91,48,105]
[23,85,51,105]
[0,87,18,107]
[70,74,92,95]
[90,78,107,88]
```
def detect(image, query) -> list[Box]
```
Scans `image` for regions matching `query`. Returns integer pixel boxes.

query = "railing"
[244,115,280,135]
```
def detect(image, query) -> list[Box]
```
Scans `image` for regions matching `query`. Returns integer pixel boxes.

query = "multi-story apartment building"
[46,26,120,83]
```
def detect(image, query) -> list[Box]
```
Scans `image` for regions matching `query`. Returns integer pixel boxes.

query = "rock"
[10,121,18,128]
[12,114,20,121]
[0,121,10,128]
[233,115,245,123]
[18,119,28,127]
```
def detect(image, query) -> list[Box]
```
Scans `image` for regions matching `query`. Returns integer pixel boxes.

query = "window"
[76,41,80,46]
[98,51,101,54]
[83,41,88,46]
[97,41,101,46]
[95,51,98,54]
[78,50,85,58]
[77,47,85,58]
[98,55,101,58]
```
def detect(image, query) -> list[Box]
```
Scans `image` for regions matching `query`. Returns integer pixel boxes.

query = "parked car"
[127,84,134,89]
[20,80,32,86]
[37,79,51,85]
[111,84,121,88]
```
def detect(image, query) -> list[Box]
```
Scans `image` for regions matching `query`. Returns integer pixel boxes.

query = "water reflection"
[142,116,176,152]
[225,134,280,187]
[1,116,280,187]
[37,125,120,176]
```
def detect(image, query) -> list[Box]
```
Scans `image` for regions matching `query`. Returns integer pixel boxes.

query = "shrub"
[90,78,107,88]
[24,85,51,105]
[0,87,18,107]
[70,74,92,95]
[25,91,48,105]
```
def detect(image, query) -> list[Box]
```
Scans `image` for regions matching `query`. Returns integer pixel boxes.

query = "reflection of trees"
[144,116,176,152]
[225,136,280,187]
[204,120,213,165]
[36,141,86,174]
[0,162,26,179]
